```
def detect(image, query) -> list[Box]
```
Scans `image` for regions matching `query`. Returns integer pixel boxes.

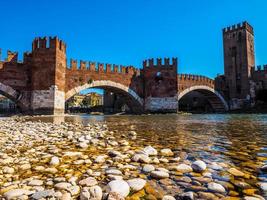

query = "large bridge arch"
[65,80,144,113]
[178,85,229,112]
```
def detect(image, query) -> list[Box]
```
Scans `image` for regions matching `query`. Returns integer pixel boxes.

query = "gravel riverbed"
[0,117,266,200]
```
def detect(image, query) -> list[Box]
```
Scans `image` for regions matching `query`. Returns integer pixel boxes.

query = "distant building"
[0,95,16,110]
[67,93,103,108]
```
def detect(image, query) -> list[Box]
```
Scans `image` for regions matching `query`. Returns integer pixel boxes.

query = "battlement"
[68,59,140,75]
[178,74,214,83]
[6,50,18,63]
[143,57,178,68]
[32,36,66,52]
[251,65,267,72]
[223,21,254,34]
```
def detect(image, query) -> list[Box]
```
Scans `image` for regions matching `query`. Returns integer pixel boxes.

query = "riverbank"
[0,116,267,200]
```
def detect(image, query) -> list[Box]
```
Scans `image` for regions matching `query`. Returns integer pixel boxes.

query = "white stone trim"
[65,80,144,106]
[178,85,229,111]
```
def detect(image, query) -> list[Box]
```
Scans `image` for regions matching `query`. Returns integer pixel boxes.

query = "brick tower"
[31,37,66,114]
[143,58,178,112]
[223,21,255,100]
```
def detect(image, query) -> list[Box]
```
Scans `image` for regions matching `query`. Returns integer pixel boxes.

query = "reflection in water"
[30,113,267,163]
[28,113,267,192]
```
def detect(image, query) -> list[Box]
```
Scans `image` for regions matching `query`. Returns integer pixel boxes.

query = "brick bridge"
[0,37,228,114]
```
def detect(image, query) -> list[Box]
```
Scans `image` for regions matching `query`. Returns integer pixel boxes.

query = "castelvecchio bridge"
[0,35,228,114]
[3,22,267,114]
[3,21,265,114]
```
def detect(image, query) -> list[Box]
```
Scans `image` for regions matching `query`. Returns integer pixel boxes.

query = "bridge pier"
[30,86,65,115]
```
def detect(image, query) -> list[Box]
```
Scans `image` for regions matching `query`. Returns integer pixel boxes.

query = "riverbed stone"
[143,146,158,156]
[28,179,44,186]
[127,178,146,191]
[107,180,130,197]
[4,189,32,200]
[176,164,193,173]
[79,177,98,187]
[228,168,245,177]
[192,160,207,172]
[143,164,155,173]
[162,195,176,200]
[50,156,60,165]
[54,182,72,190]
[207,182,226,193]
[89,185,103,200]
[160,148,174,157]
[151,170,169,179]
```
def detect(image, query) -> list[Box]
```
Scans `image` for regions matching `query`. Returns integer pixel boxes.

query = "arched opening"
[0,82,21,115]
[65,80,144,114]
[178,85,228,113]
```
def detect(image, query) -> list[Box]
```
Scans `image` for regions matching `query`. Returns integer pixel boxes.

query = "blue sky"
[0,0,266,82]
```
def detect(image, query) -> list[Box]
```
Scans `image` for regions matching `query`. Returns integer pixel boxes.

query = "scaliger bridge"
[0,37,229,114]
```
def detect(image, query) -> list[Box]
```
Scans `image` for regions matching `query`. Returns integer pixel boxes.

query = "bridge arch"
[178,85,229,112]
[0,82,26,111]
[65,80,144,113]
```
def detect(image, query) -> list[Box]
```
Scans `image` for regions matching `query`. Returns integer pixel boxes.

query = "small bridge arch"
[65,80,144,113]
[0,82,26,110]
[178,85,229,112]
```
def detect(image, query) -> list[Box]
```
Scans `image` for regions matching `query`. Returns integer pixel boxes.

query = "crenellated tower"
[223,21,255,100]
[143,57,178,112]
[31,37,67,114]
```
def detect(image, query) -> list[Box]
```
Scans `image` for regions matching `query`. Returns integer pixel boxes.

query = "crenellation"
[121,66,126,74]
[98,63,104,72]
[223,21,254,34]
[7,50,18,63]
[89,62,96,71]
[157,58,162,66]
[106,64,111,73]
[23,52,32,63]
[80,60,87,70]
[113,65,119,73]
[148,58,154,67]
[70,59,78,70]
[164,58,170,66]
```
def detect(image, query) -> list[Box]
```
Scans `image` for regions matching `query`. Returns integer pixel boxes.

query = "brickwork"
[216,21,267,110]
[222,21,255,99]
[0,36,230,114]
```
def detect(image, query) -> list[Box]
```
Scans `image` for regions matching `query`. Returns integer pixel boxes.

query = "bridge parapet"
[178,74,214,92]
[68,59,141,75]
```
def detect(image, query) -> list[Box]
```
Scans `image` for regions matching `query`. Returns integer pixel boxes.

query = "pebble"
[259,182,267,191]
[54,182,72,190]
[28,179,44,186]
[79,177,98,187]
[176,164,193,173]
[80,188,91,200]
[143,146,158,156]
[192,160,207,172]
[228,167,245,177]
[31,190,55,199]
[143,164,155,172]
[208,182,226,193]
[107,180,130,197]
[151,170,170,179]
[89,185,103,200]
[127,178,146,191]
[4,189,32,200]
[160,148,174,156]
[50,156,60,165]
[162,195,176,200]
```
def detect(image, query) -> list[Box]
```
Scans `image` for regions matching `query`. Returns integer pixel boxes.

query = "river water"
[28,113,267,198]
